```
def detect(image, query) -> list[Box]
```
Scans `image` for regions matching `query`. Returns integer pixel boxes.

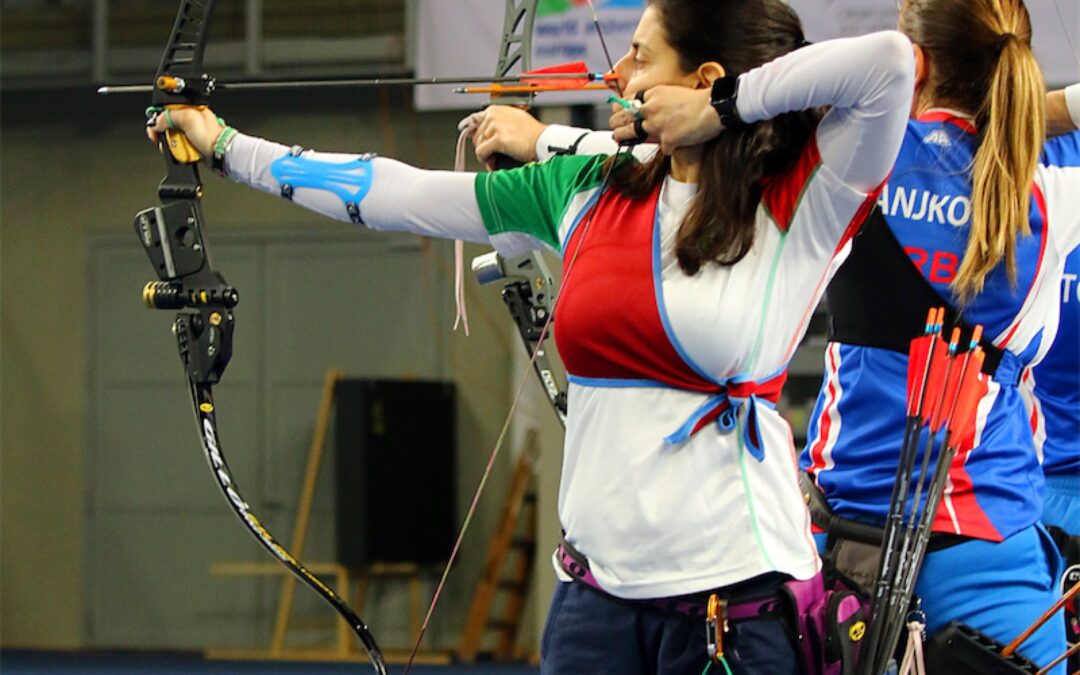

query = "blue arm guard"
[270,146,375,224]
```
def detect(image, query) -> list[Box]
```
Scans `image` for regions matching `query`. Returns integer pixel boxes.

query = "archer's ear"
[910,43,930,116]
[912,44,929,94]
[696,62,726,89]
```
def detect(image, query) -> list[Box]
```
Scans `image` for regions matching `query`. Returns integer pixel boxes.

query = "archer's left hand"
[462,105,547,170]
[145,105,227,160]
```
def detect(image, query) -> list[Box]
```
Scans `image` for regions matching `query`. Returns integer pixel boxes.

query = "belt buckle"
[706,593,729,664]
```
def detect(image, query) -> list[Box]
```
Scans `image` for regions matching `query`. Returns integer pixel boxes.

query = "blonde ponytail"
[900,0,1047,304]
[956,31,1046,303]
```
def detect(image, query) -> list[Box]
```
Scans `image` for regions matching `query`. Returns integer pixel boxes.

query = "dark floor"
[0,649,540,674]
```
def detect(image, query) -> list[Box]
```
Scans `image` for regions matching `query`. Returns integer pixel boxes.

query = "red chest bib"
[553,184,714,391]
[552,182,787,458]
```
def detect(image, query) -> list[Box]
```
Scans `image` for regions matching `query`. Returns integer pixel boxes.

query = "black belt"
[800,472,969,552]
[826,207,1007,379]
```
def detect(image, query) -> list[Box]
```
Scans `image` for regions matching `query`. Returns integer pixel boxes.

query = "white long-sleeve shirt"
[225,31,915,597]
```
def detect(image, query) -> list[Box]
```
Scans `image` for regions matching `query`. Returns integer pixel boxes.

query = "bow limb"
[492,0,541,112]
[135,2,385,672]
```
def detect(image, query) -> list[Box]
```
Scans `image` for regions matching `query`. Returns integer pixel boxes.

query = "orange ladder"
[457,431,540,662]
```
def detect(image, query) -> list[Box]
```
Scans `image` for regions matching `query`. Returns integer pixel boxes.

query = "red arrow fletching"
[921,338,951,427]
[906,308,940,417]
[929,328,963,431]
[907,335,933,417]
[521,61,591,88]
[947,348,987,450]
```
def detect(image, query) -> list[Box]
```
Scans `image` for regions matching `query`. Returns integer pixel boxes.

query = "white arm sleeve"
[535,124,658,162]
[225,133,490,242]
[1065,83,1080,130]
[1038,137,1080,257]
[737,31,915,193]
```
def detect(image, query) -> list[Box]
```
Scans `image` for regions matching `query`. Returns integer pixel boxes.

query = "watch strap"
[710,76,745,130]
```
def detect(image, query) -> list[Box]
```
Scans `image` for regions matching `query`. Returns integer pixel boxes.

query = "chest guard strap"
[826,207,1005,377]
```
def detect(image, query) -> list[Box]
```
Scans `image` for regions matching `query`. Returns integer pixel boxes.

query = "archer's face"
[610,5,698,98]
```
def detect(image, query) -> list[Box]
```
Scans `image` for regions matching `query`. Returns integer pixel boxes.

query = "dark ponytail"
[608,0,820,275]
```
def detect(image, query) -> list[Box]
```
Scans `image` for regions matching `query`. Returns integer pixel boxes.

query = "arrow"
[455,82,611,94]
[861,314,993,675]
[98,61,615,95]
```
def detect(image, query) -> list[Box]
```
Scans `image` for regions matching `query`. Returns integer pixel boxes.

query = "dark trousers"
[539,580,801,675]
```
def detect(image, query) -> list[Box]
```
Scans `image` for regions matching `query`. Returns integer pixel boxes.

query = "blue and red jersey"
[801,115,1080,541]
[1023,244,1080,478]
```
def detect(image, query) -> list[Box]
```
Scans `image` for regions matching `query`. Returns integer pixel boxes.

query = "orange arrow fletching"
[907,335,933,416]
[907,308,945,418]
[947,348,987,446]
[947,385,987,455]
[453,61,616,95]
[906,308,939,416]
[458,82,609,95]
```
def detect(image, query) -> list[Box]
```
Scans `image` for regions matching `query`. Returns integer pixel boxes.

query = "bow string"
[403,2,624,670]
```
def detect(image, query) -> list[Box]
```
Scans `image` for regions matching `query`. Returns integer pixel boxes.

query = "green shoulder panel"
[474,154,608,252]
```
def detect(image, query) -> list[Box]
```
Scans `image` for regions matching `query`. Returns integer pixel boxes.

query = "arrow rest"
[156,74,217,97]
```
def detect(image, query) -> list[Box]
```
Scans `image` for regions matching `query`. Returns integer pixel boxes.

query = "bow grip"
[162,104,208,164]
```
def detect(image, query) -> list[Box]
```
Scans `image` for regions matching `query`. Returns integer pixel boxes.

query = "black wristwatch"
[710,75,745,130]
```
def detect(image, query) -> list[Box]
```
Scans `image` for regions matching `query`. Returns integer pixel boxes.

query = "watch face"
[712,77,738,106]
[711,76,744,127]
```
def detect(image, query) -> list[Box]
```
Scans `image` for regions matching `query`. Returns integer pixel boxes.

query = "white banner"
[789,0,1079,86]
[416,1,1079,111]
[415,0,645,111]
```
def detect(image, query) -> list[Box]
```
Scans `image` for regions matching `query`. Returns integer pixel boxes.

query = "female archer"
[478,1,1080,670]
[800,2,1080,671]
[149,0,914,671]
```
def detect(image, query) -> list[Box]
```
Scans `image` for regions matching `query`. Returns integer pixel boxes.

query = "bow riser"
[473,251,568,424]
[152,0,217,109]
[495,0,540,109]
[136,1,385,671]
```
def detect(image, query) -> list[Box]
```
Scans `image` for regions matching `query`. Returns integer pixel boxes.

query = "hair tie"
[995,32,1016,54]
